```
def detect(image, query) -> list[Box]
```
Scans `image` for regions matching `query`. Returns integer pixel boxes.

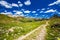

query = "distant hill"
[0,14,16,23]
[0,14,33,22]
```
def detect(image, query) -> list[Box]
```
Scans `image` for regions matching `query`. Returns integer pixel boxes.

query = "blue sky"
[0,0,60,19]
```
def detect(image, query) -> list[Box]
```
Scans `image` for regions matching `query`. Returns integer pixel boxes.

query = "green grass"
[57,38,60,40]
[46,17,60,40]
[0,14,45,40]
[24,25,43,40]
[23,21,46,40]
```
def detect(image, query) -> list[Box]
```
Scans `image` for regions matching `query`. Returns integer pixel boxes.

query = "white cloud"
[15,11,23,15]
[24,0,31,6]
[37,9,40,11]
[40,11,44,13]
[13,10,17,12]
[4,10,7,12]
[41,8,45,10]
[24,10,31,13]
[18,1,23,7]
[58,12,60,14]
[12,3,18,7]
[1,12,12,15]
[0,1,23,8]
[47,8,50,9]
[48,0,60,6]
[19,3,23,7]
[44,9,56,13]
[35,14,38,15]
[21,9,25,11]
[0,1,12,8]
[56,11,60,14]
[32,11,36,13]
[14,11,24,16]
[18,1,21,3]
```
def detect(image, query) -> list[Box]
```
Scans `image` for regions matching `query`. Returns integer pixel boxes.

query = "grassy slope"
[46,17,60,40]
[23,16,60,40]
[0,14,45,40]
[24,25,43,40]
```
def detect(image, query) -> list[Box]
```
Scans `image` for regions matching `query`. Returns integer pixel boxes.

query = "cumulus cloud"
[24,10,31,13]
[13,10,17,12]
[1,12,12,15]
[0,1,12,8]
[41,8,45,10]
[32,11,36,13]
[37,9,40,11]
[13,10,24,16]
[12,3,18,7]
[40,11,44,13]
[35,14,38,15]
[24,0,31,6]
[19,3,23,7]
[13,10,23,14]
[15,11,23,15]
[0,0,23,8]
[47,8,50,9]
[44,9,56,13]
[18,1,21,4]
[48,0,60,6]
[18,1,23,7]
[58,12,60,14]
[4,10,7,12]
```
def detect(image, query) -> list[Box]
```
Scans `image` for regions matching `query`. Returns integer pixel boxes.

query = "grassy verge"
[46,18,60,40]
[23,26,42,40]
[23,21,46,40]
[0,20,45,40]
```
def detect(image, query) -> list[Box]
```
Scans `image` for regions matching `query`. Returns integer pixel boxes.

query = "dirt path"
[35,21,49,40]
[16,21,49,40]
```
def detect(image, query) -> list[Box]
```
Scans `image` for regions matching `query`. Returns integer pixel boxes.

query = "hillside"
[46,16,60,40]
[21,16,60,40]
[0,14,45,40]
[1,14,60,40]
